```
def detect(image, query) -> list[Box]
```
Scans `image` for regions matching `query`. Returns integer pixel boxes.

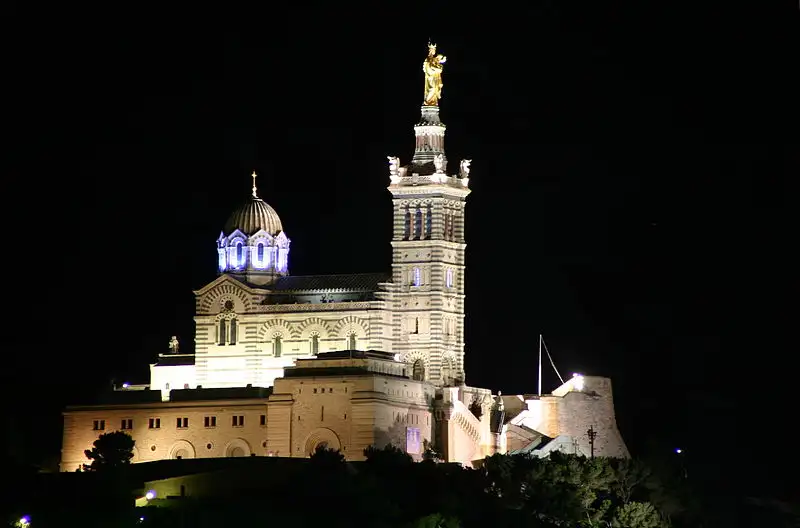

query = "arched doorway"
[412,359,425,381]
[168,440,196,460]
[303,428,342,456]
[224,438,252,458]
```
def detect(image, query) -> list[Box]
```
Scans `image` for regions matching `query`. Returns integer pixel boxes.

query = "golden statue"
[423,42,447,106]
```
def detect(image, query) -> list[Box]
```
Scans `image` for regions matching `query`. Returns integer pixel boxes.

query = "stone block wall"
[61,399,270,472]
[553,376,629,458]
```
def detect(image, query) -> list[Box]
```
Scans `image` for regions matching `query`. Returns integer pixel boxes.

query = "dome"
[224,196,283,236]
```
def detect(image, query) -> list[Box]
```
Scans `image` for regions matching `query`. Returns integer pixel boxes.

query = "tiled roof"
[269,272,390,292]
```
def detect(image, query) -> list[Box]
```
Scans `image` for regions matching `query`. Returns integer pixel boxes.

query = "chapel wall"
[60,401,269,472]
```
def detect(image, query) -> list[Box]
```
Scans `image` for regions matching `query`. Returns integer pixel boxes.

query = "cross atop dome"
[251,170,258,198]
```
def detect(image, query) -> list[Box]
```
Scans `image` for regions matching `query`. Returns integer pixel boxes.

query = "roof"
[268,272,390,292]
[224,196,283,236]
[68,390,164,407]
[169,386,272,401]
[315,349,396,361]
[153,354,195,367]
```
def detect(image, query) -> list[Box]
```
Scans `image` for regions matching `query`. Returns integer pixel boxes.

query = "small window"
[93,420,105,431]
[348,333,357,350]
[260,414,266,426]
[121,419,133,430]
[446,268,453,288]
[232,415,244,427]
[414,209,423,239]
[148,418,161,429]
[177,417,188,428]
[274,336,282,357]
[310,334,319,355]
[204,416,217,428]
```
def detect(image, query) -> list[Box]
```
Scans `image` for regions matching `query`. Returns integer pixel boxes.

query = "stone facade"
[501,375,629,458]
[60,52,629,471]
[61,392,271,472]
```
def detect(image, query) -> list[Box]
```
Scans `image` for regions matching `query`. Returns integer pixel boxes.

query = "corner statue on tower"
[423,42,447,106]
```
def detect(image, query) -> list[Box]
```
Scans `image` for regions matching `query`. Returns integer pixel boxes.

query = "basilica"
[60,45,628,471]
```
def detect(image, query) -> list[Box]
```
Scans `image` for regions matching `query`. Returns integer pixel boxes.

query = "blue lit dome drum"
[217,173,290,284]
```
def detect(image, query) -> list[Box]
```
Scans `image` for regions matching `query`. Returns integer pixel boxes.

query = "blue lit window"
[236,243,244,267]
[412,267,421,287]
[257,244,264,261]
[446,269,453,288]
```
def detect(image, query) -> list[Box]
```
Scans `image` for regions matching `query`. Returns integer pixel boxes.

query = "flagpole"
[538,334,542,396]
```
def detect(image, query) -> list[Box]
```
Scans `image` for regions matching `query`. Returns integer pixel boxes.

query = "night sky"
[5,2,795,499]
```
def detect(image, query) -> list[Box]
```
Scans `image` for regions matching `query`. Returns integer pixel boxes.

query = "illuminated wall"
[60,399,270,472]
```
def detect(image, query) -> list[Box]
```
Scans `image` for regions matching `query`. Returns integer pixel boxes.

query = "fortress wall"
[554,376,629,458]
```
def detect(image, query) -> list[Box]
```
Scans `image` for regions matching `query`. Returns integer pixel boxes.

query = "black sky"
[4,1,796,498]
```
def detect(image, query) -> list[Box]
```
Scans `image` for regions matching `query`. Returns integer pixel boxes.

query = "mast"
[538,334,542,396]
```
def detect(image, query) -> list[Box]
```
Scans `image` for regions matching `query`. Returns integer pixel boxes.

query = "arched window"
[348,333,357,351]
[274,335,282,357]
[229,318,237,345]
[310,334,319,355]
[412,267,421,287]
[425,205,432,239]
[235,243,244,267]
[218,319,227,345]
[443,214,450,241]
[442,358,454,385]
[414,209,423,239]
[404,209,411,240]
[257,244,264,261]
[446,268,453,288]
[412,359,425,381]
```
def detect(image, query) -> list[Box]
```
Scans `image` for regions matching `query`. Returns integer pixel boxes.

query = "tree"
[611,501,663,528]
[611,458,651,504]
[82,431,135,472]
[309,445,346,466]
[422,439,443,463]
[407,512,462,528]
[364,444,413,470]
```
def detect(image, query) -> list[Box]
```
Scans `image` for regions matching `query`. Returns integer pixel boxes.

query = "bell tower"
[384,43,472,386]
